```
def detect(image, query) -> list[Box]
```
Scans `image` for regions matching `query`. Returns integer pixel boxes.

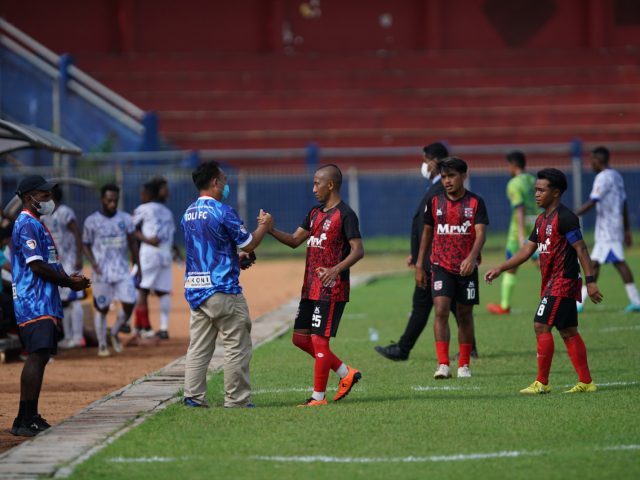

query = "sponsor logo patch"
[185,274,213,289]
[26,239,37,250]
[434,280,443,291]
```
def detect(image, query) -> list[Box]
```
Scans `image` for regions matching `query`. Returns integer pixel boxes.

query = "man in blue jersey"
[10,175,90,437]
[182,161,272,408]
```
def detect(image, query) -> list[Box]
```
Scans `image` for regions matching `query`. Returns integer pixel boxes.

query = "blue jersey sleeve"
[17,221,46,264]
[223,208,252,248]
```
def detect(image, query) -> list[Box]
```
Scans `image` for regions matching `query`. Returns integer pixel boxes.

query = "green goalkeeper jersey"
[506,172,539,246]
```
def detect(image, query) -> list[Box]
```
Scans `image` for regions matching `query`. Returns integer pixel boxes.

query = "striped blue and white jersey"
[12,210,63,324]
[181,196,252,310]
[83,210,134,283]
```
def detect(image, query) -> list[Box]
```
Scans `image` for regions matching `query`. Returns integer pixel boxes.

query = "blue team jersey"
[12,210,64,324]
[181,196,252,310]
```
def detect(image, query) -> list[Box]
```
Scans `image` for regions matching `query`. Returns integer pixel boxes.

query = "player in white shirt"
[576,146,640,313]
[83,184,141,356]
[41,186,86,348]
[132,177,176,339]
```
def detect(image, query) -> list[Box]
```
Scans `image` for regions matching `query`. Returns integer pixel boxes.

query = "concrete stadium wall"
[2,0,640,55]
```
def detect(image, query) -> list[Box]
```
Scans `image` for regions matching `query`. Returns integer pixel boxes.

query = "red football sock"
[435,341,450,365]
[536,332,554,385]
[134,305,151,330]
[311,335,342,392]
[563,333,592,384]
[292,332,315,358]
[458,343,472,368]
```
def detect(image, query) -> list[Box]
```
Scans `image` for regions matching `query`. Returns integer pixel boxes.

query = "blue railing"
[0,18,158,163]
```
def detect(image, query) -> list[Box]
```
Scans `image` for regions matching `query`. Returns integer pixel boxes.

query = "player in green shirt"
[487,151,540,315]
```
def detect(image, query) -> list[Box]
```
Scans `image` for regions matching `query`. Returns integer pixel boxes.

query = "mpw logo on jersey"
[537,238,551,254]
[307,233,327,248]
[436,220,472,235]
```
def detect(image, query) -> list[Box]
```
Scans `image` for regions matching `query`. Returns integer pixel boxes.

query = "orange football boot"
[333,366,362,401]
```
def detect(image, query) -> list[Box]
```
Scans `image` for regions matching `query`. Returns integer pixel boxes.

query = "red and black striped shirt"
[529,204,583,301]
[424,190,489,275]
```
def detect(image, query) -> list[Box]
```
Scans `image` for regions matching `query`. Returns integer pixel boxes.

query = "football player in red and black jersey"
[416,157,489,380]
[485,168,603,394]
[269,164,364,406]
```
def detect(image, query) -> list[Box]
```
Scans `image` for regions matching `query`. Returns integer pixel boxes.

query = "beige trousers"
[183,292,252,407]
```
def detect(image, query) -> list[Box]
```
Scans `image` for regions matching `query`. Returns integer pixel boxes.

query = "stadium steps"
[73,50,640,152]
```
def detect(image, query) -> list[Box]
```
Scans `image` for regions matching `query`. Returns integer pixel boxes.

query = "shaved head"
[315,164,343,190]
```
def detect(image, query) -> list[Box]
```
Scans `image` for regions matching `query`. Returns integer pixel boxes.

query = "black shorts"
[534,296,578,330]
[18,318,59,355]
[431,265,479,305]
[294,299,346,337]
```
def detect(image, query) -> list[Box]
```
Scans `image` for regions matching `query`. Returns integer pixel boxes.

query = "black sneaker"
[374,343,409,361]
[33,414,51,430]
[11,415,50,437]
[10,416,21,436]
[119,322,131,334]
[156,330,169,340]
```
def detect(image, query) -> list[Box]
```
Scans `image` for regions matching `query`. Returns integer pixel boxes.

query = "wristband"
[585,275,595,284]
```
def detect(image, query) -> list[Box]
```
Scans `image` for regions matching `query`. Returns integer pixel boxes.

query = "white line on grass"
[412,385,481,391]
[109,456,180,463]
[598,325,640,332]
[252,450,541,463]
[602,445,640,451]
[562,381,639,388]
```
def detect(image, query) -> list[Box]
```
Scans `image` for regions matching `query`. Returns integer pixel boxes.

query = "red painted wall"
[2,0,640,54]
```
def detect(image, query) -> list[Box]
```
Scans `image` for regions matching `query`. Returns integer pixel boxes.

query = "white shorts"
[139,263,173,293]
[59,286,86,303]
[591,241,625,264]
[92,278,137,309]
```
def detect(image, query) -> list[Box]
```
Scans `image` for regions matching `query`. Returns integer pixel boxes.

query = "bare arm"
[460,224,487,276]
[67,219,84,272]
[135,229,161,247]
[127,232,141,270]
[515,206,526,245]
[575,199,596,217]
[415,225,433,288]
[29,260,90,291]
[83,243,101,275]
[237,211,273,253]
[269,226,310,249]
[485,241,538,284]
[573,239,603,304]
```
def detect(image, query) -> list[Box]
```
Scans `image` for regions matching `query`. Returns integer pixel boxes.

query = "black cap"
[16,175,57,196]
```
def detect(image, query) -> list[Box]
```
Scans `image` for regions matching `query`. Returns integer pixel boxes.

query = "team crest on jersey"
[25,239,37,250]
[436,209,443,216]
[322,220,332,232]
[434,280,443,291]
[546,225,553,236]
[464,207,474,218]
[118,221,126,230]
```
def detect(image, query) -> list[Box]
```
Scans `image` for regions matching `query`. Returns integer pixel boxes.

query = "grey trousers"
[183,293,252,407]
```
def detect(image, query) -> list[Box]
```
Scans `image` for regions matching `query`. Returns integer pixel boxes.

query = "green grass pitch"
[70,249,640,480]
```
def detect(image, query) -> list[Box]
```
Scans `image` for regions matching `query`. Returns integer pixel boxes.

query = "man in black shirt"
[375,144,478,361]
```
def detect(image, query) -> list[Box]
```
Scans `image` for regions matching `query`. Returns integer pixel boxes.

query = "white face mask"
[34,199,55,216]
[421,162,431,179]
